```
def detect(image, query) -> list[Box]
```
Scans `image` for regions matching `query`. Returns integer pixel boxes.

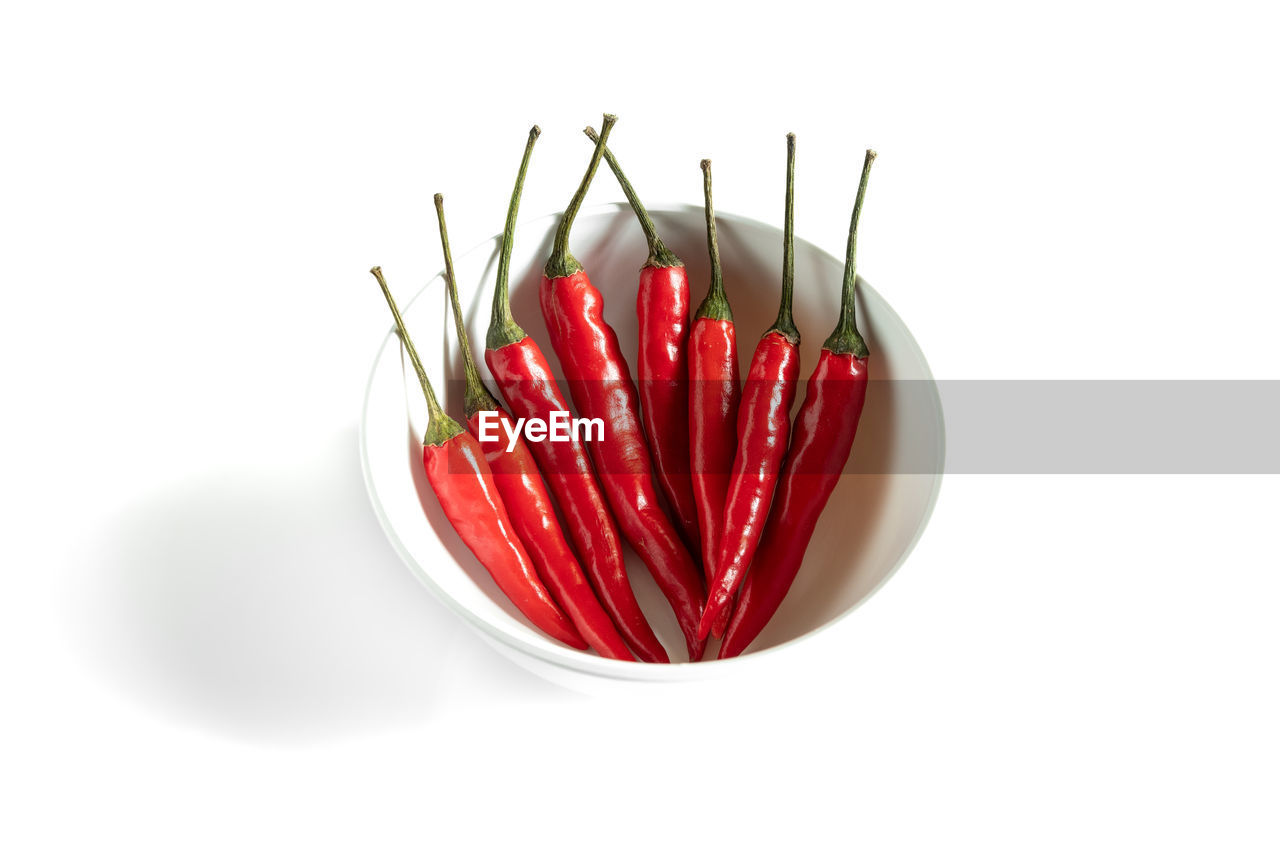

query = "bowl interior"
[361,203,944,676]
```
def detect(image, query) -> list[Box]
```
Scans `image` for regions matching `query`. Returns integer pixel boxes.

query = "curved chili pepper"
[699,134,802,640]
[542,115,706,661]
[484,126,669,664]
[368,266,585,650]
[434,194,634,661]
[584,126,700,555]
[719,149,877,659]
[689,159,742,596]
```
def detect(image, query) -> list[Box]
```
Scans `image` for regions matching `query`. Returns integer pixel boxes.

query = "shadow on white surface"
[76,427,568,743]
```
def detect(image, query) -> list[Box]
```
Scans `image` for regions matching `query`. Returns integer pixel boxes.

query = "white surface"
[362,204,943,677]
[2,1,1278,850]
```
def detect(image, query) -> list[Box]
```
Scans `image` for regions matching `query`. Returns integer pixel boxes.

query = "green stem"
[823,149,877,357]
[694,159,733,322]
[370,266,464,446]
[584,125,682,270]
[768,133,799,343]
[435,193,500,419]
[487,125,540,350]
[544,113,617,279]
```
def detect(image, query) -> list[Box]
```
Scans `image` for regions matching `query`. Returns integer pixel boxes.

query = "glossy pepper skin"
[700,334,800,639]
[720,149,878,659]
[689,159,741,587]
[435,194,634,661]
[486,126,669,664]
[637,262,701,549]
[717,351,867,657]
[542,116,706,661]
[464,407,632,660]
[542,270,707,661]
[370,267,585,650]
[485,340,664,661]
[585,126,701,554]
[700,134,802,640]
[422,434,587,649]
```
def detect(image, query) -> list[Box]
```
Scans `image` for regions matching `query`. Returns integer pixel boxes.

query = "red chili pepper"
[368,266,586,650]
[719,149,877,659]
[689,158,742,597]
[484,126,670,664]
[584,126,700,555]
[699,134,802,640]
[541,115,706,662]
[433,194,634,661]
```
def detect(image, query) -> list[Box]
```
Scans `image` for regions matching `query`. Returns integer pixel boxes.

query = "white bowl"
[360,203,944,688]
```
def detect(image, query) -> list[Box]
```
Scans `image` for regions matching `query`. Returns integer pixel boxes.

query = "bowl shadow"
[73,427,569,743]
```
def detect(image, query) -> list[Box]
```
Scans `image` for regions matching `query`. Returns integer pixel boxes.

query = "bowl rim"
[359,201,947,680]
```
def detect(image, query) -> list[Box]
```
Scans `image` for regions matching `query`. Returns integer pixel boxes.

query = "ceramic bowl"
[360,203,944,688]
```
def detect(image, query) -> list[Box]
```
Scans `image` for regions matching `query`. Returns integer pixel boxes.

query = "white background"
[3,1,1278,850]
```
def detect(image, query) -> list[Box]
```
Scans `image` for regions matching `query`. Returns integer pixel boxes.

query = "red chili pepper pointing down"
[368,267,586,650]
[483,126,670,663]
[541,115,707,662]
[689,158,742,632]
[699,133,802,640]
[719,149,878,659]
[585,126,701,557]
[433,194,635,661]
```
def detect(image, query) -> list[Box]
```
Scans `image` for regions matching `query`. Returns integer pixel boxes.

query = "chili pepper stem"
[487,126,540,351]
[822,149,876,357]
[435,194,502,419]
[767,133,800,344]
[584,126,683,270]
[370,266,465,446]
[695,159,733,322]
[544,114,617,279]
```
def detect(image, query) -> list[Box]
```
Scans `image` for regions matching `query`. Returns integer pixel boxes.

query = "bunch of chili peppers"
[367,114,877,663]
